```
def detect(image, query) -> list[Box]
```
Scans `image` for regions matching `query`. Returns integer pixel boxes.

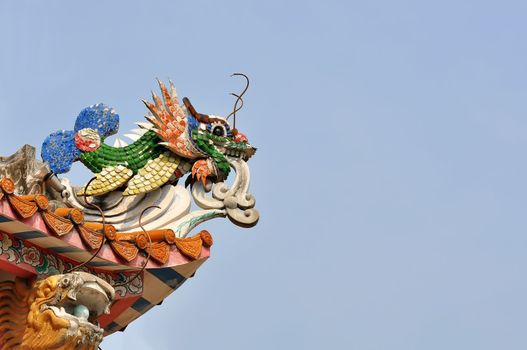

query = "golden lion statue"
[0,272,114,349]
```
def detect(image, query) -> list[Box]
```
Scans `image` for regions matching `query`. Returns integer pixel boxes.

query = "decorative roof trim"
[0,177,212,266]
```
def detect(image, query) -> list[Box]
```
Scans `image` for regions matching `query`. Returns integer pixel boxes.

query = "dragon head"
[183,96,257,183]
[0,272,115,350]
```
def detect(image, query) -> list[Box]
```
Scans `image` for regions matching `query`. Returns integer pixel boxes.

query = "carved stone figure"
[0,272,114,350]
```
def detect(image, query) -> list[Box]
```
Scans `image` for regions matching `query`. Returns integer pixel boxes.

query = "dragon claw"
[192,159,213,186]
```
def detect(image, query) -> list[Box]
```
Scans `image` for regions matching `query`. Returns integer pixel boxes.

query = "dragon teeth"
[225,149,242,158]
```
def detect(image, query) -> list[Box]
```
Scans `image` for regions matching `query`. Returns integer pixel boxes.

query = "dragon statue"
[0,74,259,349]
[41,75,256,197]
[0,272,114,350]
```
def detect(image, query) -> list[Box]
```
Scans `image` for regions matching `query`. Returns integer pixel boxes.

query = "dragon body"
[79,130,165,174]
[42,79,255,196]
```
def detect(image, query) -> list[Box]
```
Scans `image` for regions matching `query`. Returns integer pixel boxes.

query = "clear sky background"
[1,1,526,349]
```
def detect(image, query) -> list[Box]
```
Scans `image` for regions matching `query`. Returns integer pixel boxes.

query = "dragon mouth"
[43,272,114,335]
[218,145,257,161]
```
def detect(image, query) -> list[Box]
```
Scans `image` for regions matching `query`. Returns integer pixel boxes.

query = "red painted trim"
[0,257,35,279]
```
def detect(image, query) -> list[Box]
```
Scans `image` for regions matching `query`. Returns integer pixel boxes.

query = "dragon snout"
[230,131,256,161]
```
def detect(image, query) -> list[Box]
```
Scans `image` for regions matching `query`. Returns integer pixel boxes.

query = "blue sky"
[1,1,527,349]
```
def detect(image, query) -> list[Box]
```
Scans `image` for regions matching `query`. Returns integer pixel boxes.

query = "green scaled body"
[192,129,231,178]
[80,130,166,174]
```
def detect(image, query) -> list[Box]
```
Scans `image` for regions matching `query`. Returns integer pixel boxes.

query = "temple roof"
[0,176,211,334]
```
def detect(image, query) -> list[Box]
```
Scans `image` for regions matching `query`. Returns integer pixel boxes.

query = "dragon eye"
[61,277,70,287]
[212,126,225,137]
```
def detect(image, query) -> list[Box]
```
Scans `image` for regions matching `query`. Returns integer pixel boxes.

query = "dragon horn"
[183,97,210,124]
